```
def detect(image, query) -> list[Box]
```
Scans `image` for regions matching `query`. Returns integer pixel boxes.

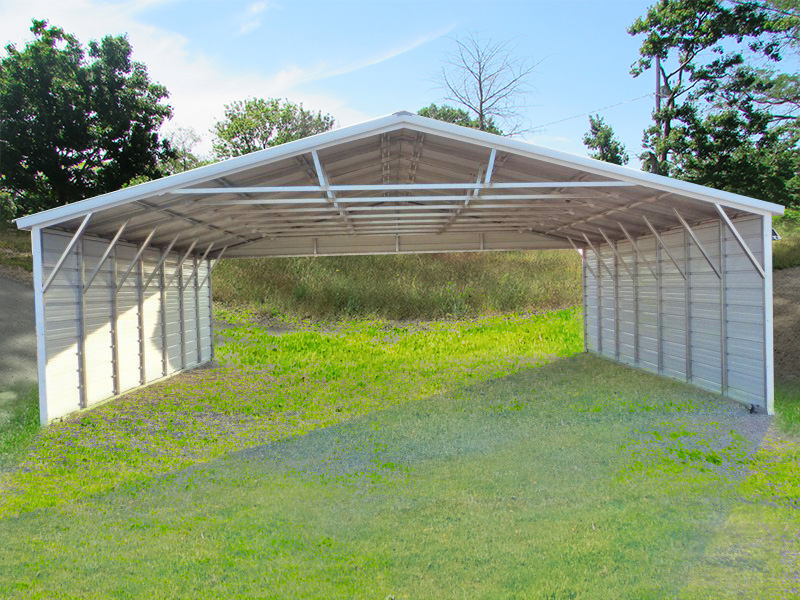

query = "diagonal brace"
[83,220,129,294]
[714,204,765,279]
[582,233,614,278]
[642,215,686,280]
[618,222,657,279]
[43,213,93,294]
[673,208,720,279]
[568,237,597,280]
[114,227,158,296]
[598,228,633,279]
[165,241,198,289]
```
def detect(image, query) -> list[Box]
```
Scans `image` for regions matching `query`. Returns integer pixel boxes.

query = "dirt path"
[0,275,37,390]
[772,266,800,380]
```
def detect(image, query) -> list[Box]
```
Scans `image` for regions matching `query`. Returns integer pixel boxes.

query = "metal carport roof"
[15,111,786,424]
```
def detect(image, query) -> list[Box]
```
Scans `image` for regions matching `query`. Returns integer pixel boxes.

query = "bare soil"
[772,266,800,380]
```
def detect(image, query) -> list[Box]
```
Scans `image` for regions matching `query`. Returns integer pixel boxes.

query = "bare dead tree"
[437,32,538,135]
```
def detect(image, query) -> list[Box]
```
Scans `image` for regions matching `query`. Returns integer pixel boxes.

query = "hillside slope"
[212,250,582,320]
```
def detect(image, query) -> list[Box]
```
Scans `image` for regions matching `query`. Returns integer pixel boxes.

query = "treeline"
[2,1,799,224]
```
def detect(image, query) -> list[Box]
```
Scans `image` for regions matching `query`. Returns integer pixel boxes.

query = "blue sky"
[0,0,737,162]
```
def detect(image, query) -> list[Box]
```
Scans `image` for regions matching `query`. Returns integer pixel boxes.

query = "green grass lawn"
[0,308,798,598]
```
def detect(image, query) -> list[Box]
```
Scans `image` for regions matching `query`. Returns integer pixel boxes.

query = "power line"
[533,93,655,129]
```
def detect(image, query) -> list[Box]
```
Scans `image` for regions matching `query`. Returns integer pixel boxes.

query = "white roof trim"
[15,111,784,231]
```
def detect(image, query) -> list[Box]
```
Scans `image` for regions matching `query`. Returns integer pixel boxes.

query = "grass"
[0,225,32,273]
[0,383,38,468]
[0,351,797,598]
[212,250,582,320]
[773,208,800,270]
[0,307,582,518]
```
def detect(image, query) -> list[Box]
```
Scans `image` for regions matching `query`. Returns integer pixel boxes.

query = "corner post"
[31,227,49,425]
[763,214,774,415]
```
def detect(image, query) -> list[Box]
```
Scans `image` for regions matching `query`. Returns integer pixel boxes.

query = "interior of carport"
[14,111,784,425]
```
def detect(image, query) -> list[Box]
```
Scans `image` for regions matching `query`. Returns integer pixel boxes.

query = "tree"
[211,98,335,159]
[417,103,503,134]
[162,126,206,174]
[0,20,174,215]
[436,31,536,135]
[628,0,800,205]
[583,115,629,165]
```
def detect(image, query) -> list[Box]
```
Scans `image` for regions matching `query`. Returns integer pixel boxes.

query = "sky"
[0,0,752,163]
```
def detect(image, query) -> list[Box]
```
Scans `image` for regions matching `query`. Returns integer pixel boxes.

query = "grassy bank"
[212,250,582,320]
[773,208,800,270]
[0,226,32,273]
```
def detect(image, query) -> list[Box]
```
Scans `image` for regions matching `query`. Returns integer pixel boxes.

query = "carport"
[15,111,784,424]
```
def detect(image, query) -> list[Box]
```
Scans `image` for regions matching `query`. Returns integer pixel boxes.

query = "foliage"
[211,98,335,159]
[417,103,503,134]
[212,250,582,320]
[436,31,536,135]
[628,0,800,205]
[0,20,174,216]
[582,114,629,164]
[0,351,797,597]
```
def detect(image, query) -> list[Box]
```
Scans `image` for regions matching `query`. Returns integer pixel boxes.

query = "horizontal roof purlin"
[15,112,783,257]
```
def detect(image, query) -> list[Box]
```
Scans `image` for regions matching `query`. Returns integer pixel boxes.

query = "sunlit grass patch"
[0,307,582,517]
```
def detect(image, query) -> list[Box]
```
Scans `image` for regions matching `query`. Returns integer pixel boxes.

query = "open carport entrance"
[14,112,784,424]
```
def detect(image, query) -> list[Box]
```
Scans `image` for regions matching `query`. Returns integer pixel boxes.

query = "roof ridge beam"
[174,181,636,194]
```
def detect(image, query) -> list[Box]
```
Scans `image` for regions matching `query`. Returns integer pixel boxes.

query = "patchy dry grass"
[212,250,582,320]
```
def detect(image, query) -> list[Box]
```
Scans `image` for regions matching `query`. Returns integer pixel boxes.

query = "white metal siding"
[38,230,214,423]
[584,215,770,411]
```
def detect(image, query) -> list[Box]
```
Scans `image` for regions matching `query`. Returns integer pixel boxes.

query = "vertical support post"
[31,228,49,425]
[763,214,774,415]
[159,248,168,377]
[194,255,201,363]
[77,238,88,408]
[719,220,728,396]
[178,258,185,369]
[614,241,620,361]
[597,246,603,355]
[657,240,663,375]
[110,247,120,395]
[207,257,215,362]
[581,249,588,352]
[136,248,146,385]
[633,238,640,366]
[684,229,692,382]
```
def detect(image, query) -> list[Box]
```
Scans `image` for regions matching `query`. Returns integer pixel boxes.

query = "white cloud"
[239,1,270,35]
[0,0,448,155]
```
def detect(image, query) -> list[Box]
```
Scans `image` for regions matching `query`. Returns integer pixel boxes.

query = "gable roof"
[15,111,784,257]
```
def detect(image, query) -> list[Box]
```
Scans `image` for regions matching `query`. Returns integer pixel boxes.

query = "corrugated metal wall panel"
[39,230,215,422]
[584,215,769,411]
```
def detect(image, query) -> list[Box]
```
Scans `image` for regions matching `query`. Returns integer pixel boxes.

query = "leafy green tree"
[628,0,800,205]
[211,98,335,159]
[418,104,504,135]
[0,20,174,215]
[582,115,629,165]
